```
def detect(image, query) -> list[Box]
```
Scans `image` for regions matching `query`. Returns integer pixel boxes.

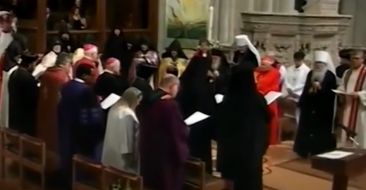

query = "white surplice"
[32,51,57,79]
[339,66,366,148]
[102,104,139,174]
[282,63,310,122]
[0,31,13,57]
[283,63,311,100]
[0,66,18,128]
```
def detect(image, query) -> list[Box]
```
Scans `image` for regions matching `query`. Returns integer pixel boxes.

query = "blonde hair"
[72,48,84,64]
[122,87,143,108]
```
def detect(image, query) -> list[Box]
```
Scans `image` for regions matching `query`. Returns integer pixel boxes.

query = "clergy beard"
[311,69,327,83]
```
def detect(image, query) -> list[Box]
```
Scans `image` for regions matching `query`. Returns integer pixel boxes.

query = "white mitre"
[314,50,335,74]
[234,34,261,66]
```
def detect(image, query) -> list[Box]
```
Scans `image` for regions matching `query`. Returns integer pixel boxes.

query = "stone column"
[261,0,274,12]
[213,0,220,41]
[278,0,297,14]
[218,0,234,44]
[245,0,255,12]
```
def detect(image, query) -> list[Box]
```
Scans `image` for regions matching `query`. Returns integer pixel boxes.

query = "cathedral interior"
[1,0,366,190]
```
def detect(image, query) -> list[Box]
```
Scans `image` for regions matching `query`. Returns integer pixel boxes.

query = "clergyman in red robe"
[73,44,101,85]
[255,56,281,145]
[37,53,71,154]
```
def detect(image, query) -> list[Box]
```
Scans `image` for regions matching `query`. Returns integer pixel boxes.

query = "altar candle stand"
[311,148,366,190]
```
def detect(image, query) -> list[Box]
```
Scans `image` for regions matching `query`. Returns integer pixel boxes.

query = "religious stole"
[343,66,366,133]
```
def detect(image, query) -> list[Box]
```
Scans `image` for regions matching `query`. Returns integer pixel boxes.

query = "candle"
[207,5,214,41]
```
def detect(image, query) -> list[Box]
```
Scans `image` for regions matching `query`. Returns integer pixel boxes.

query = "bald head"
[159,74,180,98]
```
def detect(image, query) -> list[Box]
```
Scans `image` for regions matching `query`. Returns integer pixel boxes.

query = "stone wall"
[157,0,354,64]
[241,13,351,66]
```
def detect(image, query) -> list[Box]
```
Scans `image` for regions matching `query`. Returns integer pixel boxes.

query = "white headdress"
[234,35,261,66]
[314,50,335,74]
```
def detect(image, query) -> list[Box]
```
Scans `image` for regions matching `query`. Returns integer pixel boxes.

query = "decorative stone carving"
[241,12,351,66]
[305,0,340,15]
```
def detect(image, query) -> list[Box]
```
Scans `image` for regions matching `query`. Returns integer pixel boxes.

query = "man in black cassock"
[8,53,39,135]
[294,51,337,158]
[178,39,216,174]
[95,57,128,100]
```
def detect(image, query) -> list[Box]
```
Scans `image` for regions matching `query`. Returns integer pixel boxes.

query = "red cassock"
[37,67,70,153]
[73,57,99,84]
[255,68,281,145]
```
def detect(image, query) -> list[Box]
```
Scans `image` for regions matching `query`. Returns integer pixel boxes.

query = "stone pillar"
[279,0,297,14]
[212,0,220,41]
[261,0,274,12]
[245,0,255,12]
[218,0,235,44]
[272,0,281,13]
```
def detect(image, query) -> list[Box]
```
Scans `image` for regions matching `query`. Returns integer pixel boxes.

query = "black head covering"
[339,48,352,60]
[3,34,26,71]
[233,49,258,68]
[138,37,155,51]
[162,39,187,59]
[228,65,257,97]
[19,53,38,67]
[180,55,211,86]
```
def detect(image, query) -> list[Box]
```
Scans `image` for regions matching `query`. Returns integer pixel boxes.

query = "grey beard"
[312,69,327,83]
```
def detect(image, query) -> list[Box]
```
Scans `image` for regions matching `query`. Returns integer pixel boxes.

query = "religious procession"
[0,2,365,190]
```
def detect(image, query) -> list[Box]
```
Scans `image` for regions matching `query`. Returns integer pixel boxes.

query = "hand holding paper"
[101,93,121,109]
[265,91,282,105]
[185,111,210,126]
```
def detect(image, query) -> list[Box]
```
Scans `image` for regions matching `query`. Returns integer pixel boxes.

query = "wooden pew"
[20,134,46,190]
[72,154,104,190]
[1,128,21,180]
[102,166,143,190]
[0,128,4,179]
[184,158,224,190]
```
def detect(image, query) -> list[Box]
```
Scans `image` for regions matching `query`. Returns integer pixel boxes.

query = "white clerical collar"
[74,78,85,83]
[103,69,113,74]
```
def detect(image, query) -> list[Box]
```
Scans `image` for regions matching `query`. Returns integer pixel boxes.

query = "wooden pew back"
[72,154,103,190]
[184,158,225,190]
[20,134,46,190]
[102,166,143,190]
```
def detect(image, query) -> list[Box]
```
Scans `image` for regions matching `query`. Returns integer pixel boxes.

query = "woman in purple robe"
[139,74,189,190]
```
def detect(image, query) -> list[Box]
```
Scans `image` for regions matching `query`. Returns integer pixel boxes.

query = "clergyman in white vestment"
[338,50,366,148]
[102,87,142,174]
[283,51,310,122]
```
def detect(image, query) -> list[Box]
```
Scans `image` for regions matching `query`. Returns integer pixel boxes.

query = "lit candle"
[207,5,214,41]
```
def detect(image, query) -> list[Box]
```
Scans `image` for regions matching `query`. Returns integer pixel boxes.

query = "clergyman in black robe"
[215,64,270,190]
[178,43,216,173]
[102,28,127,62]
[8,53,39,135]
[294,62,337,158]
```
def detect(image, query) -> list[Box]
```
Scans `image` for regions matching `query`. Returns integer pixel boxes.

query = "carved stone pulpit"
[241,12,351,66]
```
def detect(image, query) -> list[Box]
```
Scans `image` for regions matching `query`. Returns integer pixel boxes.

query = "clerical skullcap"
[83,44,98,53]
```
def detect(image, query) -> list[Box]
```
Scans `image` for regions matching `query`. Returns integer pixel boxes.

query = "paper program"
[185,111,210,126]
[317,150,353,159]
[265,91,282,105]
[101,93,121,110]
